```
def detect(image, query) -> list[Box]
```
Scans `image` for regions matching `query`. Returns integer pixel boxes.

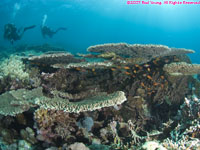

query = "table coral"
[87,43,194,63]
[35,91,127,113]
[0,87,43,116]
[163,62,200,76]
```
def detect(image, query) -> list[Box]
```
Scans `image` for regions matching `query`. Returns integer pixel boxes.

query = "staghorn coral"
[87,43,194,63]
[161,96,200,150]
[35,91,127,113]
[0,55,29,82]
[163,62,200,76]
[0,87,43,116]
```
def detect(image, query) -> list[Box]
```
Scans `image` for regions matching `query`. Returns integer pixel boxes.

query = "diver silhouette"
[41,25,67,38]
[3,23,36,44]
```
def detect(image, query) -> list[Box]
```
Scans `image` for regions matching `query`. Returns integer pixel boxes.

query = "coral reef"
[141,141,167,150]
[161,96,200,150]
[0,44,199,150]
[87,43,194,63]
[35,91,127,113]
[163,62,200,76]
[0,55,29,82]
[0,87,43,116]
[20,127,37,144]
[52,61,114,69]
[77,117,94,132]
[34,108,78,143]
[68,142,90,150]
[24,52,84,66]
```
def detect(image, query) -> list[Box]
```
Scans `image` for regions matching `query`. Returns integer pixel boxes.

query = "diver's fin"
[55,27,67,33]
[23,25,36,32]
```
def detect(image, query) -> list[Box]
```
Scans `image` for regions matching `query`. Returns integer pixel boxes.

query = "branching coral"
[161,96,200,150]
[0,55,29,82]
[34,108,78,143]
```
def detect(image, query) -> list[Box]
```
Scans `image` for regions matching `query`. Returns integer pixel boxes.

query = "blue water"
[0,0,200,63]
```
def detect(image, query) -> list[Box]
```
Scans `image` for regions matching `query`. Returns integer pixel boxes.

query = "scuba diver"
[41,25,67,38]
[3,23,36,44]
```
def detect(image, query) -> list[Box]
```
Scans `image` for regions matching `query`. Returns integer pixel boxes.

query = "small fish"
[147,68,151,72]
[124,66,130,70]
[138,66,143,70]
[143,74,147,77]
[132,75,136,78]
[111,68,116,71]
[92,68,95,72]
[174,57,180,61]
[135,64,139,67]
[125,72,131,75]
[153,82,159,86]
[160,75,165,80]
[141,82,145,87]
[153,60,158,65]
[143,64,150,67]
[75,67,81,71]
[133,70,137,73]
[147,92,152,95]
[147,75,153,80]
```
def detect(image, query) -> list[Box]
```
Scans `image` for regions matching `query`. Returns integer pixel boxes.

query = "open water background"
[0,0,200,62]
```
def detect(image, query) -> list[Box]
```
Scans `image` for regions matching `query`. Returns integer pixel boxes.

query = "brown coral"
[163,62,200,76]
[34,108,78,143]
[0,87,43,116]
[87,43,194,63]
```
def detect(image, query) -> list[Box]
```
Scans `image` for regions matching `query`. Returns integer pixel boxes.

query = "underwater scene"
[0,0,200,150]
